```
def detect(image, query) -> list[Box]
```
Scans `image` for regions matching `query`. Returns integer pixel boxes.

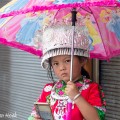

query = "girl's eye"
[65,59,71,63]
[53,63,59,66]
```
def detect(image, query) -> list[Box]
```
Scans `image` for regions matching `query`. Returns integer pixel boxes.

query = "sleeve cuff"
[96,107,106,120]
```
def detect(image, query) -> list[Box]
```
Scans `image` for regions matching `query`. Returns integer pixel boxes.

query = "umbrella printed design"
[0,0,30,26]
[105,7,120,41]
[16,12,44,45]
[0,0,29,13]
[0,1,120,59]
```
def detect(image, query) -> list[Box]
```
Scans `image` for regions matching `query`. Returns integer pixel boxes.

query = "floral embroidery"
[44,85,53,92]
[40,77,105,120]
[99,86,106,106]
[95,106,106,112]
[82,84,89,90]
[50,96,56,106]
[58,90,64,95]
[55,80,67,96]
[46,95,51,103]
[54,100,67,120]
[76,82,83,87]
[53,77,91,98]
[56,82,63,88]
[84,79,91,83]
[51,77,91,120]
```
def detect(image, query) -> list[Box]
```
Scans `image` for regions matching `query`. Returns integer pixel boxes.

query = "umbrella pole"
[70,8,77,81]
[70,25,75,81]
[66,8,77,120]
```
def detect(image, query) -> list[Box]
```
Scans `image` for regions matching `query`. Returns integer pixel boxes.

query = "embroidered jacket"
[28,79,106,120]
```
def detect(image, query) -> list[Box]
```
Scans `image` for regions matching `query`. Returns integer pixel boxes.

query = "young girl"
[28,25,106,120]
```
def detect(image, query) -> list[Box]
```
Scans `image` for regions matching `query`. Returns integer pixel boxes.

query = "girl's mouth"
[61,73,67,77]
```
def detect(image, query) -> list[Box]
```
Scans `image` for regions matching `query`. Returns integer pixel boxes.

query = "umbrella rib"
[53,9,61,21]
[79,7,92,14]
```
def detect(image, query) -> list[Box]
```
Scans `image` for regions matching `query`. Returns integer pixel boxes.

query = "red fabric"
[38,83,54,102]
[37,82,104,120]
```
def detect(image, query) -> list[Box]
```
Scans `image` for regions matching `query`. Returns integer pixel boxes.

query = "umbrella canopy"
[0,1,120,120]
[0,0,120,60]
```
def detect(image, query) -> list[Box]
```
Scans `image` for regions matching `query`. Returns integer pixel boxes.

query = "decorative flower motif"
[58,90,64,95]
[50,96,56,106]
[82,84,89,90]
[76,82,83,87]
[54,80,66,97]
[84,79,91,83]
[44,85,53,92]
[56,82,63,88]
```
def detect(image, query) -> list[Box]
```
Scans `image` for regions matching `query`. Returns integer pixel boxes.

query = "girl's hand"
[65,81,79,100]
[33,114,42,120]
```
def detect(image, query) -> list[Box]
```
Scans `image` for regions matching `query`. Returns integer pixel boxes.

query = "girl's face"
[51,55,85,83]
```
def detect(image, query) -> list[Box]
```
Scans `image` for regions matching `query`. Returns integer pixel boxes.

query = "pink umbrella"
[0,0,120,120]
[0,0,120,60]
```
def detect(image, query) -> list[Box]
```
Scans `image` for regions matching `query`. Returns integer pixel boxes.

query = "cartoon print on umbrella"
[16,12,44,45]
[0,0,29,26]
[106,7,120,41]
[100,7,120,42]
[77,13,94,51]
[84,13,101,46]
[2,0,29,13]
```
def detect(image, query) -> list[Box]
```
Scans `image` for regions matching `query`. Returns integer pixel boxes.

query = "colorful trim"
[0,1,118,18]
[90,49,120,61]
[95,106,106,113]
[96,108,105,120]
[0,38,43,57]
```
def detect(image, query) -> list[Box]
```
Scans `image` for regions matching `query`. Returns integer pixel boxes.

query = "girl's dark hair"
[81,67,90,79]
[47,59,55,83]
[79,56,90,79]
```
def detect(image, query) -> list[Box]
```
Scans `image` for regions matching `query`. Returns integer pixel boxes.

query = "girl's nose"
[59,64,66,71]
